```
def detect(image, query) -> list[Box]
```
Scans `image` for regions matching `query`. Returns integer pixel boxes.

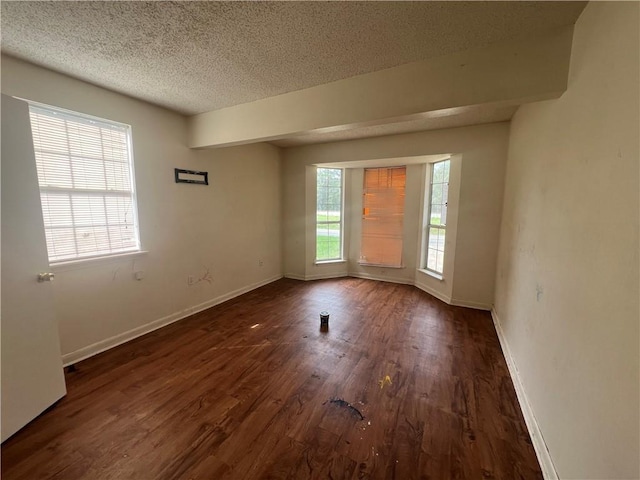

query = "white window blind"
[28,103,140,263]
[360,167,406,267]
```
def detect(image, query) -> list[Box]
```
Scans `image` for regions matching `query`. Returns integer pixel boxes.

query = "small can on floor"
[320,311,330,328]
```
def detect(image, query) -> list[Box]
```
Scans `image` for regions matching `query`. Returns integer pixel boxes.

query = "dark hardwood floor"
[1,278,542,479]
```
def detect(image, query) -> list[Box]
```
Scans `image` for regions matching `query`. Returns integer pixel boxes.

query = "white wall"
[283,122,509,308]
[1,56,283,363]
[494,2,639,479]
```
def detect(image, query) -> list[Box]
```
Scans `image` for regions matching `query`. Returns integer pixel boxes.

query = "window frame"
[27,101,142,265]
[424,159,450,276]
[315,167,344,263]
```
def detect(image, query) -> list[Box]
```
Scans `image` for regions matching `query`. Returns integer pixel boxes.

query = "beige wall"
[283,122,509,308]
[494,2,639,479]
[7,6,636,474]
[1,56,283,363]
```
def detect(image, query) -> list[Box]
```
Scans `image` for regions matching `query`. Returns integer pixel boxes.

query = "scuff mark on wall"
[188,266,213,286]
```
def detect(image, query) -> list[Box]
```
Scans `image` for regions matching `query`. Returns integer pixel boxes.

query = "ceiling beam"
[189,26,574,149]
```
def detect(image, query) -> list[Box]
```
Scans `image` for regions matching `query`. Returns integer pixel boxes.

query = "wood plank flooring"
[1,278,542,479]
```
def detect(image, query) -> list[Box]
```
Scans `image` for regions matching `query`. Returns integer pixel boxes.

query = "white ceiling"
[1,0,586,147]
[2,1,586,119]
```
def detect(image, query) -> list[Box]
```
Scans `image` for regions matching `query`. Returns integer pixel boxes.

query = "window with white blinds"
[28,103,141,263]
[359,167,406,267]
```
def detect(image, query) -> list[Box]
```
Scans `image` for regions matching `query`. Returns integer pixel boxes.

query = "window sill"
[358,262,404,269]
[314,259,346,265]
[418,269,443,281]
[51,250,148,272]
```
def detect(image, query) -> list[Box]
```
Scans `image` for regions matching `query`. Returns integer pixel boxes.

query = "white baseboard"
[290,272,492,313]
[284,272,348,281]
[414,280,452,305]
[451,298,492,311]
[62,275,283,366]
[305,272,349,281]
[283,273,305,281]
[491,309,558,480]
[348,272,413,285]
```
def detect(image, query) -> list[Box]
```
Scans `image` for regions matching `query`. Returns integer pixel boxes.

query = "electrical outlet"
[187,275,194,285]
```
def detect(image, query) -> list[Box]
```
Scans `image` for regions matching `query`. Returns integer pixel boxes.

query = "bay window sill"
[314,259,347,265]
[418,268,443,281]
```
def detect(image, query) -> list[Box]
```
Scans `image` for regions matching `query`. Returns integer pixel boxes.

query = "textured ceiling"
[2,1,586,116]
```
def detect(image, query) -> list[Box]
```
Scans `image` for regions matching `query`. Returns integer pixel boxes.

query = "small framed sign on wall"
[174,168,208,185]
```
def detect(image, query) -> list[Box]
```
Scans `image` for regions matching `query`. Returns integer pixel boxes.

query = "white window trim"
[418,268,444,281]
[51,250,149,272]
[314,259,347,266]
[315,167,344,262]
[424,159,450,276]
